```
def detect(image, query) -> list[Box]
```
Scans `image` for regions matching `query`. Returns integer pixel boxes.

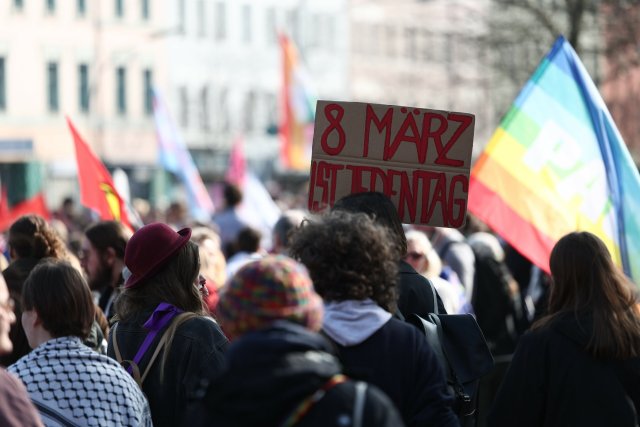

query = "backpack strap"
[352,381,367,427]
[429,277,439,315]
[112,323,143,386]
[427,313,473,415]
[279,374,347,427]
[112,311,195,387]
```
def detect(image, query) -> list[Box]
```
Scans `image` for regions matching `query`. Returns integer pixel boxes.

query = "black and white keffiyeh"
[9,336,152,427]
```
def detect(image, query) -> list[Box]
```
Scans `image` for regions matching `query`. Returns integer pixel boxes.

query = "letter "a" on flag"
[66,118,132,230]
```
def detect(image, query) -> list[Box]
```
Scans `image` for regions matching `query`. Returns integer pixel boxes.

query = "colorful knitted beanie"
[217,255,323,339]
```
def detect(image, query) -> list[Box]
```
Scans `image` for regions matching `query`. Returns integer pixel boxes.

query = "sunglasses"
[405,252,424,260]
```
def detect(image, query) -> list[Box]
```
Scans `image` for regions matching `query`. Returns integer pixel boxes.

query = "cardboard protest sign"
[308,101,475,227]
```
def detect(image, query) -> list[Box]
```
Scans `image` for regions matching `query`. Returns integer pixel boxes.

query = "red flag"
[0,187,49,232]
[66,118,132,229]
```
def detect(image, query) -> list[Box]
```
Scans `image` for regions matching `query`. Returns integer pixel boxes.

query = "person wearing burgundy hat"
[107,223,228,427]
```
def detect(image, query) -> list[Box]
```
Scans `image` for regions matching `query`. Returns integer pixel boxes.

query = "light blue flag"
[153,89,215,221]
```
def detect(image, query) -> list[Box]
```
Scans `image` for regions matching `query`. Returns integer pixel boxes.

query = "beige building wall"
[0,0,165,165]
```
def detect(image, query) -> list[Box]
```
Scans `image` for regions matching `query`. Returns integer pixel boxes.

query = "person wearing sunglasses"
[404,229,468,314]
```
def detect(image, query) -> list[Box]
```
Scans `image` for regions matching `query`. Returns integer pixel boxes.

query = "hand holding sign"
[308,101,475,227]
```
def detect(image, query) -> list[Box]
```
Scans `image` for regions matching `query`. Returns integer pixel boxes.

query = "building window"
[0,58,5,111]
[216,87,228,131]
[214,2,226,41]
[143,69,153,115]
[286,10,299,46]
[197,0,206,37]
[242,4,252,43]
[116,66,127,115]
[179,86,188,128]
[14,0,24,11]
[200,86,209,130]
[386,26,396,58]
[46,0,56,13]
[326,18,335,51]
[77,0,86,16]
[47,61,59,112]
[141,0,150,20]
[243,91,256,132]
[179,0,186,34]
[264,92,277,133]
[266,8,277,45]
[405,27,417,61]
[115,0,124,17]
[79,64,90,113]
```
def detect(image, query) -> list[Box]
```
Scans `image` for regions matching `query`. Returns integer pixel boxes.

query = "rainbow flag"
[469,36,640,285]
[279,34,316,171]
[153,89,215,221]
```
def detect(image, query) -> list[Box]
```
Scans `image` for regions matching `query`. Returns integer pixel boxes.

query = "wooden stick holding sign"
[308,101,475,227]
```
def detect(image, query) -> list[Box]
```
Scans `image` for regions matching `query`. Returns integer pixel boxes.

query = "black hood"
[551,312,595,350]
[204,321,342,427]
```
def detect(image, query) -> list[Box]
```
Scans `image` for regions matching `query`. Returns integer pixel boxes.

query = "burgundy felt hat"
[124,223,192,289]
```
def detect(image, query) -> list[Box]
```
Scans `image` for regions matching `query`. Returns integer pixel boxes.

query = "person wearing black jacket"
[290,211,459,427]
[489,232,640,426]
[188,256,404,427]
[107,223,228,427]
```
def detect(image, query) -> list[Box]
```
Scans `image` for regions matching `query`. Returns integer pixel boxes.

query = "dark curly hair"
[332,192,407,259]
[289,211,398,313]
[9,215,67,260]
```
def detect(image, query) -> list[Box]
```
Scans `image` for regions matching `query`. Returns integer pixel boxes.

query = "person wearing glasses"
[404,229,468,314]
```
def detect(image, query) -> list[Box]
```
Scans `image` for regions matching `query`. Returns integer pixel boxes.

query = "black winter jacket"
[489,314,640,427]
[107,311,228,427]
[189,321,405,427]
[398,260,447,317]
[332,317,459,427]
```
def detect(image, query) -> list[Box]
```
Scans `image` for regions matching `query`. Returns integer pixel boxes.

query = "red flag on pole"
[66,117,132,230]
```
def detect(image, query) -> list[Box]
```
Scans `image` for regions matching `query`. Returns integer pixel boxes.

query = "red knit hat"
[124,223,192,288]
[217,255,323,339]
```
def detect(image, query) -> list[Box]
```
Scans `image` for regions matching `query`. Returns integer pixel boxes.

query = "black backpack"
[407,282,494,426]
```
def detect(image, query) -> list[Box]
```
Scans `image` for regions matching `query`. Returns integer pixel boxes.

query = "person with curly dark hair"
[289,211,459,427]
[332,191,447,318]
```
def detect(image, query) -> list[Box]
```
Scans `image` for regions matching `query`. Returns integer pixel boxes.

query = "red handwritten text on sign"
[309,101,474,227]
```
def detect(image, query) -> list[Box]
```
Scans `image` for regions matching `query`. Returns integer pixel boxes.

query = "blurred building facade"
[600,2,640,161]
[348,0,493,154]
[0,0,349,207]
[161,0,349,180]
[0,0,161,165]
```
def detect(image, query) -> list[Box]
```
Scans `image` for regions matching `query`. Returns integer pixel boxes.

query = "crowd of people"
[0,186,638,426]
